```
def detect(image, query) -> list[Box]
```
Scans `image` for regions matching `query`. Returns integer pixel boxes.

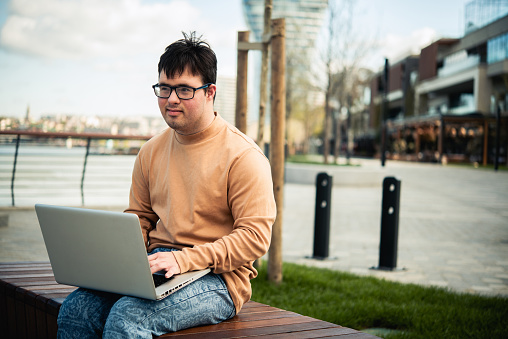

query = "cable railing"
[0,130,152,207]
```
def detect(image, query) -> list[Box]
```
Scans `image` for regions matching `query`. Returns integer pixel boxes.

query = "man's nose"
[167,89,180,103]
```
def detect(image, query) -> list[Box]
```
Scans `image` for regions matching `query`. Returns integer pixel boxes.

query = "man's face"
[157,68,215,135]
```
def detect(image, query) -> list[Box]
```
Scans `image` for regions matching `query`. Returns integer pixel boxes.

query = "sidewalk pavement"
[1,158,507,298]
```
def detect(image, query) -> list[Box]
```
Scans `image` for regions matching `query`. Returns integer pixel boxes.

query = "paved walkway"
[1,159,507,298]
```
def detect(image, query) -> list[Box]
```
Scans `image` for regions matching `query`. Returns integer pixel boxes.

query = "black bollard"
[312,172,332,260]
[376,176,401,270]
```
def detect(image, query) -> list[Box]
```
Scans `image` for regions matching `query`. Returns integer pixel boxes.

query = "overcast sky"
[0,0,469,119]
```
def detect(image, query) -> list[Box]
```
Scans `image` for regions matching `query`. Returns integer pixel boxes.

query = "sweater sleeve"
[172,148,276,274]
[124,153,159,247]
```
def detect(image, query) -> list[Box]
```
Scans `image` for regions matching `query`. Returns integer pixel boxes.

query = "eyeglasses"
[152,83,212,100]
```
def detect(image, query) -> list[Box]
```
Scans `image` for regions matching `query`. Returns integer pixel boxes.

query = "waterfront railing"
[0,130,151,207]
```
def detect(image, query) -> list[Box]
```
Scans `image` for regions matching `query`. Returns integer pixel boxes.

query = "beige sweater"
[125,113,276,313]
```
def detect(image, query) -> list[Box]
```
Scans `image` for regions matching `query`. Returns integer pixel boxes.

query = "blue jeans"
[57,248,235,338]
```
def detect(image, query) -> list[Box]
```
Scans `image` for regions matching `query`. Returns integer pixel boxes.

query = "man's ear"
[207,84,217,101]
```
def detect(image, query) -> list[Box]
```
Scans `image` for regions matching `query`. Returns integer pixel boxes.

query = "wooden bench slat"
[6,280,59,287]
[236,306,286,315]
[225,309,300,323]
[0,272,56,279]
[35,302,48,338]
[228,307,289,317]
[0,264,52,272]
[255,327,361,338]
[22,283,73,291]
[6,288,17,338]
[0,261,51,267]
[25,299,38,339]
[239,300,268,308]
[15,289,29,339]
[158,315,322,337]
[0,279,9,335]
[160,320,344,338]
[36,293,73,339]
[231,305,280,313]
[322,334,380,339]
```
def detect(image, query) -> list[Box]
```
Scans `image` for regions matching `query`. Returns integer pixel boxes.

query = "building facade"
[369,1,508,165]
[215,76,237,125]
[243,0,328,58]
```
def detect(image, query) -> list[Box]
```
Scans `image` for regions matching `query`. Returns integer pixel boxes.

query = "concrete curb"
[285,163,385,187]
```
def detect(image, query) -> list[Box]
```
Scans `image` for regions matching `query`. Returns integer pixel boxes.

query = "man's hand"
[148,252,181,278]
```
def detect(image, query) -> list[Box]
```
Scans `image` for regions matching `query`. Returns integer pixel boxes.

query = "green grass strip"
[251,262,508,338]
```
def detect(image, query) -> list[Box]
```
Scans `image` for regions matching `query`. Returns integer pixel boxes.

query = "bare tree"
[285,35,318,155]
[289,68,325,154]
[317,0,376,164]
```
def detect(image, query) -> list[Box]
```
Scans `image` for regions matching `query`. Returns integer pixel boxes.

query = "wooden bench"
[1,262,379,338]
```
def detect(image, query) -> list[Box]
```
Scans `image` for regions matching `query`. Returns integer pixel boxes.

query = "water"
[0,145,135,207]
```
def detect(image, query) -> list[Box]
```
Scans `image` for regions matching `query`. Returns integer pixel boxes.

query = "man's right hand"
[148,252,181,278]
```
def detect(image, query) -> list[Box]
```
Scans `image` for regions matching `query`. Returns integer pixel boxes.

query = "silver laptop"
[35,204,210,300]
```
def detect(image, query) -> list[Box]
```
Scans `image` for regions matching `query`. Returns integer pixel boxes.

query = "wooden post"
[235,29,271,270]
[268,18,285,284]
[236,31,249,134]
[257,0,272,152]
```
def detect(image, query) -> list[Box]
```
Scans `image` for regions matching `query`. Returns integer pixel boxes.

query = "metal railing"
[0,130,152,207]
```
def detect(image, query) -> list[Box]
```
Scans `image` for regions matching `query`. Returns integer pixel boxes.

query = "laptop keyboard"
[153,274,171,287]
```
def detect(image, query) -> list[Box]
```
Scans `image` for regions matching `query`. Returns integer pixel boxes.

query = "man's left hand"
[148,252,181,278]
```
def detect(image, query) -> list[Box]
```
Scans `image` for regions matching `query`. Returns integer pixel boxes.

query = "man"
[57,32,276,338]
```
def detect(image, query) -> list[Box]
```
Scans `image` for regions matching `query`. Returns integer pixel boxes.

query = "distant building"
[369,2,507,165]
[215,77,237,125]
[370,56,420,121]
[24,105,32,126]
[243,0,328,52]
[464,0,508,35]
[242,0,328,122]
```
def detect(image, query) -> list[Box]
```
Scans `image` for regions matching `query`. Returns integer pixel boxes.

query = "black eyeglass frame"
[152,83,213,100]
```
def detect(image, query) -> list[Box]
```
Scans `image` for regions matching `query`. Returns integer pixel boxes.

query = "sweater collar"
[173,112,224,145]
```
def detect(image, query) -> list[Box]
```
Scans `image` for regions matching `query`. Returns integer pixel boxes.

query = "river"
[0,145,135,207]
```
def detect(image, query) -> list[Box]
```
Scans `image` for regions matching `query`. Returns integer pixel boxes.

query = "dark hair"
[158,32,217,85]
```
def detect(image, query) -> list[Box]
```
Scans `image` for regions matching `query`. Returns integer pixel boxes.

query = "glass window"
[465,0,508,34]
[487,32,508,64]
